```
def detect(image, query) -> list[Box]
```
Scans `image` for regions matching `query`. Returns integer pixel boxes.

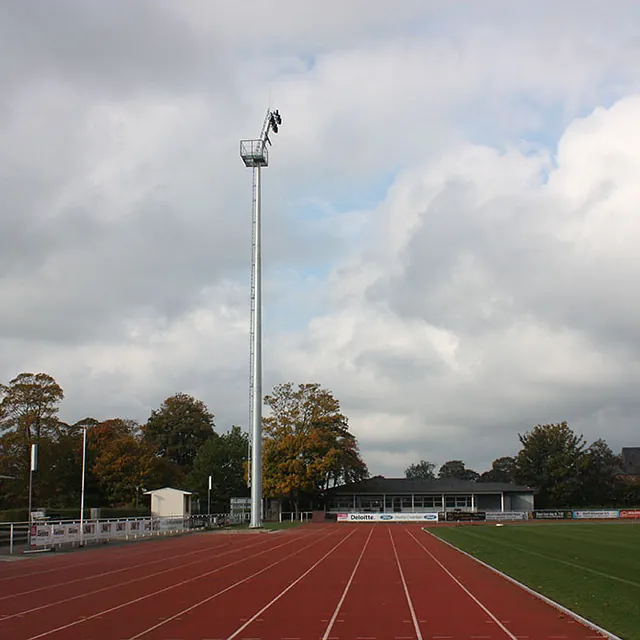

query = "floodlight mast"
[240,108,282,528]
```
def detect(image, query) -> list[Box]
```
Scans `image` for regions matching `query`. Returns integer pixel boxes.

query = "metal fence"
[278,511,313,523]
[0,512,251,555]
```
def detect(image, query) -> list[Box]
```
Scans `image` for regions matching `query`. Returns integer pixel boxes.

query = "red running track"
[0,523,615,640]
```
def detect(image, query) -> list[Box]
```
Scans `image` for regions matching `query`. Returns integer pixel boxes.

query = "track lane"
[43,526,340,640]
[411,526,610,639]
[132,526,359,640]
[0,527,329,640]
[0,530,216,583]
[211,525,374,640]
[0,536,245,603]
[320,524,416,639]
[0,536,288,618]
[392,525,514,639]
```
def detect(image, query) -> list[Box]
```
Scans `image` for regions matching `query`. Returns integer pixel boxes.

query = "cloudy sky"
[2,0,640,477]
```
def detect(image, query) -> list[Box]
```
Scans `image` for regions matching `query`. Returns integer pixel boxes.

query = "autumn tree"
[438,460,479,481]
[188,426,250,511]
[262,382,368,512]
[0,373,66,508]
[92,434,160,506]
[405,460,436,479]
[81,418,143,506]
[478,456,517,483]
[143,393,215,472]
[514,421,586,507]
[0,373,64,443]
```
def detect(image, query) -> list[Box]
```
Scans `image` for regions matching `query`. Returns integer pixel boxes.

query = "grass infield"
[430,522,640,639]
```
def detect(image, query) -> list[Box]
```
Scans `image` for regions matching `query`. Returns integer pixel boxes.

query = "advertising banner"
[32,524,51,546]
[83,522,97,542]
[444,511,487,522]
[572,510,619,520]
[65,524,80,543]
[486,511,528,521]
[52,525,66,545]
[28,517,182,548]
[533,510,573,520]
[337,512,439,523]
[619,509,640,519]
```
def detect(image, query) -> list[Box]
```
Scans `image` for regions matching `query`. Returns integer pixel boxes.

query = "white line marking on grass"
[389,528,423,640]
[225,529,357,640]
[455,528,640,590]
[22,529,330,640]
[422,529,620,640]
[321,528,374,640]
[405,528,517,640]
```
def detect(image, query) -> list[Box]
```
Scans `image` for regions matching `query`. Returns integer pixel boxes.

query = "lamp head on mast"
[240,108,283,168]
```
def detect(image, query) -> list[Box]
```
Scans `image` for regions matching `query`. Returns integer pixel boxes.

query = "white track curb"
[422,527,622,640]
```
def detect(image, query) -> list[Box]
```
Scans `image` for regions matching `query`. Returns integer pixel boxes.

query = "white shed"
[144,487,193,518]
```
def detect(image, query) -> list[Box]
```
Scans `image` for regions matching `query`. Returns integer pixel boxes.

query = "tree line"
[2,373,637,515]
[0,374,368,514]
[405,422,640,508]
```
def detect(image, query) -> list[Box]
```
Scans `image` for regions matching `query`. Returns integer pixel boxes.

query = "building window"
[416,495,443,508]
[357,496,383,511]
[332,496,353,509]
[445,495,472,508]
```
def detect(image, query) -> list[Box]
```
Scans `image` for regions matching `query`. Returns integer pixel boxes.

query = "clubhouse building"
[324,477,535,514]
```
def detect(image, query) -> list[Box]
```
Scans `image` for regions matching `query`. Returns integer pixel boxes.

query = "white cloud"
[270,94,640,473]
[2,1,640,477]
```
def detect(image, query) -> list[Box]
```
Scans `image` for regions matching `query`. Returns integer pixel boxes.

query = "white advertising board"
[486,511,528,521]
[337,512,439,523]
[572,510,619,520]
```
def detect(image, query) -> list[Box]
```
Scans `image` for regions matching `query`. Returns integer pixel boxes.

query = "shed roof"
[326,477,533,494]
[143,487,193,495]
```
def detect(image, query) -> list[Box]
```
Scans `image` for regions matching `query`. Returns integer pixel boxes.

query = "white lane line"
[321,527,374,640]
[405,528,517,640]
[425,530,620,640]
[3,531,302,620]
[389,528,423,640]
[23,529,331,640]
[0,539,237,601]
[225,529,358,640]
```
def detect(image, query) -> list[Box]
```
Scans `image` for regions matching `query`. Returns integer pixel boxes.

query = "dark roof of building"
[326,477,534,495]
[620,447,640,475]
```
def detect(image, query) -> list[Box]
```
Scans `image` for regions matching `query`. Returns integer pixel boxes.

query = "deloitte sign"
[337,513,439,523]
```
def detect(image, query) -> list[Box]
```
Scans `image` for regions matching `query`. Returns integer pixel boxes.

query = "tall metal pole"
[79,425,87,546]
[249,165,263,528]
[240,108,282,529]
[27,444,36,548]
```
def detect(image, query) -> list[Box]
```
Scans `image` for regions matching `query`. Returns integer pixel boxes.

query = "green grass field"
[430,522,640,639]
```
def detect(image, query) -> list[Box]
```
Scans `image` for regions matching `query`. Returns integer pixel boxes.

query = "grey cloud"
[3,0,640,479]
[0,1,229,96]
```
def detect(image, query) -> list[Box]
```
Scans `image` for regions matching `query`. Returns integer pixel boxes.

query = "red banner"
[620,509,640,519]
